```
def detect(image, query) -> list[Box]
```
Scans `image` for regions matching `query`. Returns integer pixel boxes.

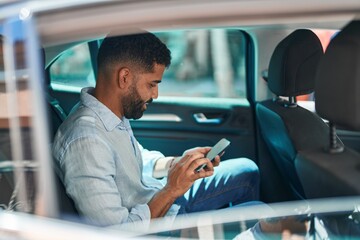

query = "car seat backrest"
[41,48,78,216]
[296,20,360,198]
[256,29,326,200]
[39,48,68,140]
[315,20,360,132]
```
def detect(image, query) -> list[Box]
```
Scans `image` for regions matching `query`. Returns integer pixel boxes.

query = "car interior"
[0,1,359,237]
[40,22,360,214]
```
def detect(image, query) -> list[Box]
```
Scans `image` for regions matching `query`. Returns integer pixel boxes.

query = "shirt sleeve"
[58,136,151,227]
[137,141,165,176]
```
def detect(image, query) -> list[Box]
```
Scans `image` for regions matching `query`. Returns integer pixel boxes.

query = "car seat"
[256,29,327,200]
[40,49,67,141]
[40,48,78,216]
[296,20,360,198]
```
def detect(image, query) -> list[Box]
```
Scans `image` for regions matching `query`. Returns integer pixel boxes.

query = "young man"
[52,32,259,228]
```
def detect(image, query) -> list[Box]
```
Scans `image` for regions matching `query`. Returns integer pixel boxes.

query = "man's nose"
[152,85,159,99]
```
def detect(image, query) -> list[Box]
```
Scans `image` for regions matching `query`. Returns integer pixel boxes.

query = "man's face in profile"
[122,63,165,119]
[122,79,151,119]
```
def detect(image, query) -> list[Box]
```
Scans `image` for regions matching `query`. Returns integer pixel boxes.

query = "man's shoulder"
[66,104,99,130]
[52,104,109,160]
[54,105,104,145]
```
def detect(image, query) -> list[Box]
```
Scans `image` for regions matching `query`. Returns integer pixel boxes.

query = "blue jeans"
[175,158,260,214]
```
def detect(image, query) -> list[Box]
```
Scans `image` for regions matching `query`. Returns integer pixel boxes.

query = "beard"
[122,82,152,120]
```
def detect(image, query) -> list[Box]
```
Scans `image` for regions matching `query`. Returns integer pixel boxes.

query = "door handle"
[193,113,224,124]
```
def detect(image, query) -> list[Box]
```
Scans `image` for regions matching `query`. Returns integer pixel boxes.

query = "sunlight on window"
[50,43,95,92]
[156,29,247,98]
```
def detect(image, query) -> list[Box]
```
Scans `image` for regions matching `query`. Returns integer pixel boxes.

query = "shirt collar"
[80,87,130,131]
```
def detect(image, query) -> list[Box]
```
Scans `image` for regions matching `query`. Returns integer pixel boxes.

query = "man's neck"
[94,85,124,119]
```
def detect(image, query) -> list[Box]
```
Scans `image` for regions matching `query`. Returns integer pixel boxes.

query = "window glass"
[49,30,248,98]
[50,43,95,92]
[313,29,338,51]
[0,36,36,213]
[156,29,247,98]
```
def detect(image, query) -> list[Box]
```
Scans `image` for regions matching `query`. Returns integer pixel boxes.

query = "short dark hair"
[97,32,171,74]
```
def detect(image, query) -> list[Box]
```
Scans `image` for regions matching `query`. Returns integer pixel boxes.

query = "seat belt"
[46,93,67,121]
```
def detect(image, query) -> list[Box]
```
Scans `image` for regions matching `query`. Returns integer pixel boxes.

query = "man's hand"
[164,152,214,198]
[148,148,221,218]
[148,152,214,218]
[183,147,221,168]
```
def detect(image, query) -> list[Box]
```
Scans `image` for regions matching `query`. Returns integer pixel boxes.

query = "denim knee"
[223,158,260,200]
[224,158,259,181]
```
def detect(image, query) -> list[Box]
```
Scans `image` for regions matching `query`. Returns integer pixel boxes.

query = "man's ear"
[117,67,130,89]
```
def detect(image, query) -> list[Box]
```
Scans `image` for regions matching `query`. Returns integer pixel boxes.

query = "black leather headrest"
[268,29,323,97]
[315,20,360,131]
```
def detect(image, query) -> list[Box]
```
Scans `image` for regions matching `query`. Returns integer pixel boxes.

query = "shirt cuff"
[152,156,174,178]
[110,204,151,232]
[130,203,151,221]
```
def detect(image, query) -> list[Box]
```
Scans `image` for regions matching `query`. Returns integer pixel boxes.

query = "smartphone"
[195,138,231,172]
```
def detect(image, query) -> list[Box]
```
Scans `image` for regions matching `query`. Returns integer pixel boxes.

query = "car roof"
[0,0,355,46]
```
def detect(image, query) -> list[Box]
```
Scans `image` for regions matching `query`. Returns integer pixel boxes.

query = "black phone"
[195,138,231,172]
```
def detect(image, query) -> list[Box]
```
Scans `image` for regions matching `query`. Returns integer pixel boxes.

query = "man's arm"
[137,142,169,178]
[138,143,219,217]
[152,147,221,178]
[148,153,214,218]
[152,156,178,178]
[57,137,152,226]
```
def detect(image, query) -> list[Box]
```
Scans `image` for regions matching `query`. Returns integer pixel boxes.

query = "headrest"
[268,29,323,97]
[315,20,360,131]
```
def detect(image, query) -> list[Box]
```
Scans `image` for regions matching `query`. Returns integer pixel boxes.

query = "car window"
[156,29,247,98]
[50,43,95,92]
[49,29,248,99]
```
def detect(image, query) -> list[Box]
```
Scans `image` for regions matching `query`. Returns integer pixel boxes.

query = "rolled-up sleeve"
[137,141,164,175]
[59,137,151,227]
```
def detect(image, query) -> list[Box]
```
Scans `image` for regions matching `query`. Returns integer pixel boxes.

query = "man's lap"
[175,158,260,214]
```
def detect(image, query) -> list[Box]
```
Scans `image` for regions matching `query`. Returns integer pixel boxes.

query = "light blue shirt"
[52,87,179,228]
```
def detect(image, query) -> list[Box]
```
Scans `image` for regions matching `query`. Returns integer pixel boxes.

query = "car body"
[0,0,359,239]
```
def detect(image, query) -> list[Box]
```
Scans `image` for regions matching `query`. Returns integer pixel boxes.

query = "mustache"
[145,98,153,104]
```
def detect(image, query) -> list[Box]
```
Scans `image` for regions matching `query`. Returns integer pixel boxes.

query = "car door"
[47,28,257,163]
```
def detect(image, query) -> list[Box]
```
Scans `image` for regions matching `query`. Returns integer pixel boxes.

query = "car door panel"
[49,90,257,161]
[131,100,256,160]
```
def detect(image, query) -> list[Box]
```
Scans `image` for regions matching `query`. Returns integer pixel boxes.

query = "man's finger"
[190,157,213,172]
[178,153,205,169]
[219,151,225,157]
[194,168,214,180]
[212,155,220,167]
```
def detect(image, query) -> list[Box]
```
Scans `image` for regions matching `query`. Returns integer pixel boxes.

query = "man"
[52,32,259,228]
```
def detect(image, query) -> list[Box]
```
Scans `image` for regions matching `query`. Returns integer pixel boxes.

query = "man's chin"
[130,111,145,120]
